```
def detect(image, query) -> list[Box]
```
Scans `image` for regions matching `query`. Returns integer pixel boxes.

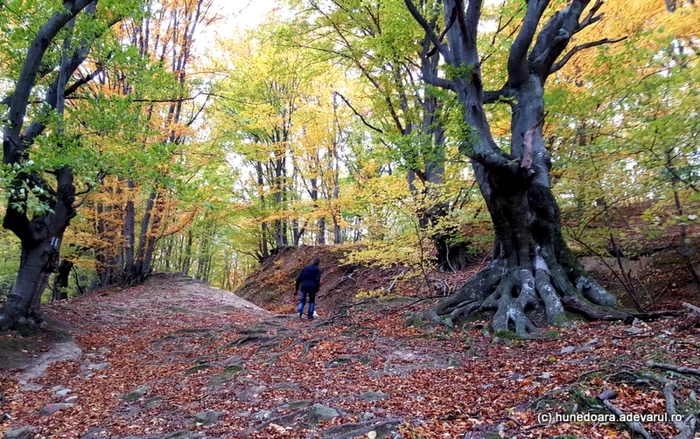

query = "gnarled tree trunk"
[1,167,77,330]
[406,0,623,334]
[0,0,98,330]
[426,157,616,334]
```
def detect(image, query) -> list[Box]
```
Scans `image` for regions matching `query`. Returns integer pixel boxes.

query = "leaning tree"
[404,0,625,334]
[0,0,137,330]
[0,1,99,331]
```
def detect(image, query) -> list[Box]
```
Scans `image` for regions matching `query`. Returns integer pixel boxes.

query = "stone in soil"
[307,404,340,425]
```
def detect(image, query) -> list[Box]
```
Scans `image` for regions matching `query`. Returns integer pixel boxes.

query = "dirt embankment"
[235,243,700,321]
[233,246,420,316]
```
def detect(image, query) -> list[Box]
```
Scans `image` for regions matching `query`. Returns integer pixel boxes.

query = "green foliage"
[0,0,697,307]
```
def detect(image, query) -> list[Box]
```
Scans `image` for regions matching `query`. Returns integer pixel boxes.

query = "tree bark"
[52,259,73,301]
[1,167,77,330]
[124,190,157,285]
[182,228,193,275]
[124,179,136,277]
[0,1,99,329]
[406,0,621,334]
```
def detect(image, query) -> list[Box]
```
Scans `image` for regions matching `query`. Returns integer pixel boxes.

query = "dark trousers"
[297,287,316,319]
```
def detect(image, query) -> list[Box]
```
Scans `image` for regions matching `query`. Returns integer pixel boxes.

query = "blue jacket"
[296,264,321,293]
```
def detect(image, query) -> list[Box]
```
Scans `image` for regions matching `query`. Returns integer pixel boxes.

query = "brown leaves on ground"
[0,273,698,438]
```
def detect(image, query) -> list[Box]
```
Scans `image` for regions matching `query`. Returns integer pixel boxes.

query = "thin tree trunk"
[95,202,108,285]
[142,194,164,276]
[164,235,174,271]
[182,228,193,275]
[52,259,73,301]
[124,179,136,276]
[666,151,700,284]
[127,191,156,284]
[256,161,270,259]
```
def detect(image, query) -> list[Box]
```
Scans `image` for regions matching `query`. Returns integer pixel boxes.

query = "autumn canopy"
[0,0,699,436]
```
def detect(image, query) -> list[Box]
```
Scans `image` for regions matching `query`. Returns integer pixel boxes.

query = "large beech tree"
[0,0,137,329]
[0,0,101,330]
[405,0,623,334]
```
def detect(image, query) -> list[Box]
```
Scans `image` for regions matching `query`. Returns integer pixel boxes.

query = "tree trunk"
[0,167,76,330]
[3,243,58,327]
[124,179,136,276]
[141,194,163,278]
[423,78,617,334]
[52,259,73,301]
[95,202,109,285]
[333,218,343,244]
[163,235,174,271]
[125,190,156,285]
[431,218,470,272]
[425,175,617,333]
[182,228,193,275]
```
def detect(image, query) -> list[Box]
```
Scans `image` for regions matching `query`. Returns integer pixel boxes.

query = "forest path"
[1,274,699,438]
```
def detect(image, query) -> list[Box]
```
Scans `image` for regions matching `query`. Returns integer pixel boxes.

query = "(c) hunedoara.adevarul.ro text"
[537,412,683,424]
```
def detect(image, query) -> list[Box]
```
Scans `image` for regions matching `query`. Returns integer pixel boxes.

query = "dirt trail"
[17,340,82,391]
[1,273,698,439]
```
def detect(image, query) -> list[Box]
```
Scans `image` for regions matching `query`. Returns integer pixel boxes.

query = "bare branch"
[507,0,550,85]
[67,91,208,104]
[64,65,104,97]
[437,10,456,44]
[483,88,505,104]
[403,0,450,62]
[420,65,456,91]
[550,37,626,73]
[576,0,604,33]
[335,92,384,134]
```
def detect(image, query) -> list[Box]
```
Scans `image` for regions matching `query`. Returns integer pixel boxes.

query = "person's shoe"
[308,316,314,321]
[298,312,303,320]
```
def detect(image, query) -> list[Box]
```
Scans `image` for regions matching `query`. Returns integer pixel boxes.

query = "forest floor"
[1,272,699,439]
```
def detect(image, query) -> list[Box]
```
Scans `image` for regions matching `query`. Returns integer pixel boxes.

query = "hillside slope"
[234,246,422,316]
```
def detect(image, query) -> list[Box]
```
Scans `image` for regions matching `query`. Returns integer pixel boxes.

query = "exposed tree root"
[420,247,690,335]
[601,399,652,439]
[561,296,633,322]
[647,362,700,377]
[647,373,699,439]
[542,363,700,439]
[0,309,45,334]
[419,250,621,335]
[683,302,700,316]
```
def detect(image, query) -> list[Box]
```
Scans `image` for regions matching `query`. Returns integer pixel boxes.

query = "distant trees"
[210,30,350,260]
[289,0,475,271]
[87,0,217,287]
[1,0,696,329]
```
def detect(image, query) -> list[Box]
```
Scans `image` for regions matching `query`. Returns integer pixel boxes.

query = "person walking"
[295,257,321,320]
